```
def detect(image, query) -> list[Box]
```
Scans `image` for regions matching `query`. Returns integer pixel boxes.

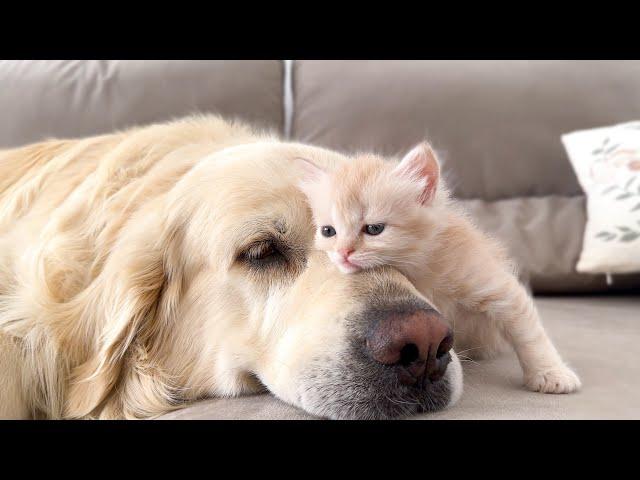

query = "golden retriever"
[0,116,578,419]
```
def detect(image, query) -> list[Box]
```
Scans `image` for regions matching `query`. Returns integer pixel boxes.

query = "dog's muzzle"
[298,297,463,420]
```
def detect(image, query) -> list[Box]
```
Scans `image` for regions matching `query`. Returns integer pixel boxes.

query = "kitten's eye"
[321,225,336,237]
[364,223,385,235]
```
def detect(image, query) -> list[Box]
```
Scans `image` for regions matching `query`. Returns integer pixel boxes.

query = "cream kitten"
[298,144,581,394]
[298,144,445,275]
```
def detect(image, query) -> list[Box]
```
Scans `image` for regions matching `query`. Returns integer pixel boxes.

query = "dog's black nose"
[365,308,453,386]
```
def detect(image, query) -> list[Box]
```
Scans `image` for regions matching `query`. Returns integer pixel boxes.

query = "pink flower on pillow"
[608,149,640,170]
[589,149,640,184]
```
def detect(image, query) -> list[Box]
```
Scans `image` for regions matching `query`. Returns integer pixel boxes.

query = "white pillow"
[562,121,640,276]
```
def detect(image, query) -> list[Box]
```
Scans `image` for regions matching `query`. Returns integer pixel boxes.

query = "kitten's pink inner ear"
[395,143,440,205]
[296,157,327,185]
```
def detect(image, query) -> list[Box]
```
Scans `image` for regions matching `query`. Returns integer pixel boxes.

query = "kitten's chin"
[336,262,361,274]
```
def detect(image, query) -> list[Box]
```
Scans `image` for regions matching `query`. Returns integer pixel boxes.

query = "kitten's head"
[298,143,442,274]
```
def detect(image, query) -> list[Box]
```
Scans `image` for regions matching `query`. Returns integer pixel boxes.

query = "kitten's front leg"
[459,274,581,394]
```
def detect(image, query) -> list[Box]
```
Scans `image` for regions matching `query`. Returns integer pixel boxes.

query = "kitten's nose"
[339,248,354,259]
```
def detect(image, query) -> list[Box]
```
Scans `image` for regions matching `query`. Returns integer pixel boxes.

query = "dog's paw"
[524,365,581,394]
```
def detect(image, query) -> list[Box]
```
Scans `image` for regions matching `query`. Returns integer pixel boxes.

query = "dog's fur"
[0,116,577,419]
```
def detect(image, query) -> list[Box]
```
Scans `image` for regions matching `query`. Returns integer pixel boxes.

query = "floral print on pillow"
[562,121,640,274]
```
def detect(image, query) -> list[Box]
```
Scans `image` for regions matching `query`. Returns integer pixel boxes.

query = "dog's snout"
[366,309,453,386]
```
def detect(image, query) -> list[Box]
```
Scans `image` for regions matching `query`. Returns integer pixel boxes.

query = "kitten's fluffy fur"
[299,144,581,394]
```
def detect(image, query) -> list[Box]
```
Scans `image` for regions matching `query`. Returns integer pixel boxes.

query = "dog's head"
[66,140,463,419]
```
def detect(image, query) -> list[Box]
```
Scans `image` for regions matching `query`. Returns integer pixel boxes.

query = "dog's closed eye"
[240,239,287,268]
[245,241,278,260]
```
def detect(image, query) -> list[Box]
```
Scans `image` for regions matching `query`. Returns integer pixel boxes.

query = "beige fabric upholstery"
[0,60,283,148]
[159,296,640,420]
[292,60,640,292]
[293,60,640,200]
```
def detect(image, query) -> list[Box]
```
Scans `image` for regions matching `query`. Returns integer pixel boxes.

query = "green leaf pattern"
[596,228,640,243]
[600,175,640,212]
[592,134,640,244]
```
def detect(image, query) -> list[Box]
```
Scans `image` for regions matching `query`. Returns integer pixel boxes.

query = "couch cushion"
[462,196,640,292]
[292,60,640,292]
[292,60,640,201]
[159,295,640,420]
[0,60,284,148]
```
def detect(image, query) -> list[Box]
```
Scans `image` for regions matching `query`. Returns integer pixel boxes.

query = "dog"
[0,116,578,419]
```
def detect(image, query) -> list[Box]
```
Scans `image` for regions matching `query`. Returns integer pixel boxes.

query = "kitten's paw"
[524,365,581,394]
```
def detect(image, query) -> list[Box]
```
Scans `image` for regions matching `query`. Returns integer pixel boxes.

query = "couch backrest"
[292,60,640,292]
[292,60,640,200]
[0,60,283,148]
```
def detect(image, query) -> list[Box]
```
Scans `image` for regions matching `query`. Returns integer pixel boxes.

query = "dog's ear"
[64,209,184,418]
[393,143,440,205]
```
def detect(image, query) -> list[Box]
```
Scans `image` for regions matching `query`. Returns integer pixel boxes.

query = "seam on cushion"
[283,60,294,139]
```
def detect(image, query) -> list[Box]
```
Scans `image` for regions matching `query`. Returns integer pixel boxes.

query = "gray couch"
[1,60,638,419]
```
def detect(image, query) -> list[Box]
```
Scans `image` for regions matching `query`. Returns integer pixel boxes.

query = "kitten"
[298,144,581,394]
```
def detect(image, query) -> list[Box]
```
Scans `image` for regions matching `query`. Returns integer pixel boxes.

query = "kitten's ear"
[296,158,328,199]
[393,143,440,205]
[296,157,327,184]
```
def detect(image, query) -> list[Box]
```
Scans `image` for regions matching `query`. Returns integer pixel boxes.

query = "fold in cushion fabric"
[461,196,640,292]
[0,60,284,148]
